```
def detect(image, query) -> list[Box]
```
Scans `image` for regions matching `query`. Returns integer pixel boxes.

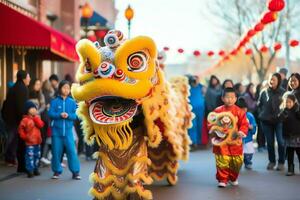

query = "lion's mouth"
[211,130,227,145]
[89,96,138,125]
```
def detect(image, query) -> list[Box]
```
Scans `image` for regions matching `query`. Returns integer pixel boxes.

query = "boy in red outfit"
[18,101,44,178]
[208,88,248,187]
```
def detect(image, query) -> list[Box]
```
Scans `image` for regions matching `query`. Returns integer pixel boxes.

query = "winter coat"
[243,92,257,113]
[243,112,257,144]
[205,86,221,116]
[258,87,285,124]
[18,115,44,145]
[48,96,77,136]
[1,80,28,127]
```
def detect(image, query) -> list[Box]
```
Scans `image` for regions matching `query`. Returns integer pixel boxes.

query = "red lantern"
[193,50,201,57]
[268,0,285,12]
[254,23,264,32]
[224,55,230,61]
[218,50,225,56]
[245,49,253,55]
[178,48,184,53]
[290,40,299,47]
[87,35,97,42]
[207,51,214,57]
[274,43,282,51]
[95,29,108,39]
[230,50,238,56]
[260,45,269,53]
[163,47,169,51]
[247,29,256,37]
[261,11,278,24]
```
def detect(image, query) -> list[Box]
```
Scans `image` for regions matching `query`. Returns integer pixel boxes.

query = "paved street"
[0,149,300,200]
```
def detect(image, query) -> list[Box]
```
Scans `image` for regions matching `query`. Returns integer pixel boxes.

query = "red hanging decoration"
[218,50,225,56]
[207,51,214,57]
[274,43,282,51]
[261,11,278,24]
[254,23,264,32]
[177,48,184,53]
[230,50,238,56]
[268,0,285,12]
[245,49,253,55]
[193,50,201,57]
[290,40,299,47]
[163,47,170,51]
[260,45,269,53]
[247,29,256,37]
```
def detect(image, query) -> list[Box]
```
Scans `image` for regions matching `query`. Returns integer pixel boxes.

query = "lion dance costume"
[71,30,193,199]
[207,105,248,185]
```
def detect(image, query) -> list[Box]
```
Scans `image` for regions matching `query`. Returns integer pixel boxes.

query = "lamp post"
[81,2,93,38]
[125,5,134,39]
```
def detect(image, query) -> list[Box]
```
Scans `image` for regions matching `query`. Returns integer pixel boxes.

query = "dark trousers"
[253,112,265,148]
[261,122,285,164]
[4,127,18,164]
[25,145,41,172]
[17,135,26,173]
[244,153,253,166]
[286,147,300,166]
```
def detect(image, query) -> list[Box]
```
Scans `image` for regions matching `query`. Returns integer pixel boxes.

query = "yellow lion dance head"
[207,112,241,146]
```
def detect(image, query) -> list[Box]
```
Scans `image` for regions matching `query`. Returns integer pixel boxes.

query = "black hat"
[49,74,59,82]
[24,100,37,113]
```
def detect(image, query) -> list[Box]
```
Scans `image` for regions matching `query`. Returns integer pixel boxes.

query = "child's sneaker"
[229,180,239,186]
[245,164,252,170]
[218,182,227,188]
[40,157,51,165]
[72,173,81,180]
[52,172,60,179]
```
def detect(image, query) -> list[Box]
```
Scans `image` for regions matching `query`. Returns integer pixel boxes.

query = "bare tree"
[209,0,300,82]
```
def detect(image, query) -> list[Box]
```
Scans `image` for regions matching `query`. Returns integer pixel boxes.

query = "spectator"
[287,73,300,103]
[243,83,257,113]
[205,75,221,116]
[49,74,59,97]
[278,94,300,176]
[255,83,266,152]
[18,101,44,178]
[277,67,288,90]
[48,80,81,180]
[2,70,30,172]
[236,97,257,170]
[258,73,285,171]
[29,78,46,115]
[234,83,245,98]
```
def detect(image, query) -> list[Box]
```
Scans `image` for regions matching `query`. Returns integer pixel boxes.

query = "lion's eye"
[127,51,148,72]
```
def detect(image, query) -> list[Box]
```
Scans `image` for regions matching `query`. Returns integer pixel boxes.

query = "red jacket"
[18,115,44,145]
[210,105,249,156]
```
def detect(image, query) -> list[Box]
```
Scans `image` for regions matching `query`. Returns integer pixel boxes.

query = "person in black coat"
[287,73,300,103]
[2,70,30,172]
[258,73,285,171]
[278,94,300,176]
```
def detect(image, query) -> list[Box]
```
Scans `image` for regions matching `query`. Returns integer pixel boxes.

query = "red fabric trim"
[0,3,78,62]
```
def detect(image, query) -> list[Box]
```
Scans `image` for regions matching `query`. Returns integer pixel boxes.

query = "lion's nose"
[94,62,116,78]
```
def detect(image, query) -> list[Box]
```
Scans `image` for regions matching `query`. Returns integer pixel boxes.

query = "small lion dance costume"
[71,30,193,199]
[207,106,248,185]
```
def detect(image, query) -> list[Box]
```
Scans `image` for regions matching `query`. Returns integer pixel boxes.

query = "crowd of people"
[188,67,300,180]
[0,70,93,179]
[0,68,299,183]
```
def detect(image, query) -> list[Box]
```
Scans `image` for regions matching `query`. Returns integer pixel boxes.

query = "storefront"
[0,3,78,103]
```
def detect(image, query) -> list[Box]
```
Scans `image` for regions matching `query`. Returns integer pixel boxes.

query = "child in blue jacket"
[237,97,257,170]
[48,80,81,180]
